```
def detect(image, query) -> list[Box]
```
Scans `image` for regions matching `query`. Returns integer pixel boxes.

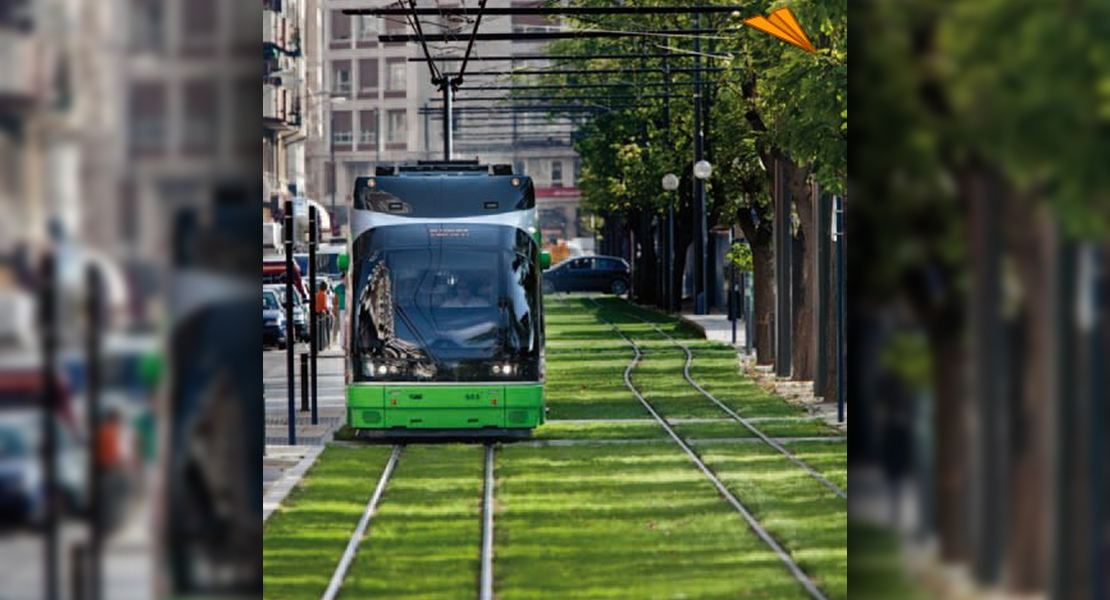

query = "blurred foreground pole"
[309,206,319,425]
[85,265,103,600]
[1053,241,1107,600]
[39,251,59,600]
[284,201,296,445]
[969,175,1004,585]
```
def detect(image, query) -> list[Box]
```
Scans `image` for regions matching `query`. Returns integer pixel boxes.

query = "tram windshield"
[350,224,541,382]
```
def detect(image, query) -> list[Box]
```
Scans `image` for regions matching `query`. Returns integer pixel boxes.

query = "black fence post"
[85,265,103,600]
[300,353,309,412]
[284,200,296,445]
[309,206,319,426]
[39,251,59,600]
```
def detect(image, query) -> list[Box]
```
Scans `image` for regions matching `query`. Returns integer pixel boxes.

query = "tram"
[342,161,549,438]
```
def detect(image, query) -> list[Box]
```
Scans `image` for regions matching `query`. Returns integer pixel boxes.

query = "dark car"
[262,290,288,349]
[542,256,630,295]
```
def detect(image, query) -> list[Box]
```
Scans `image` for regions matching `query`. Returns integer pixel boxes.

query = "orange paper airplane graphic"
[743,7,817,54]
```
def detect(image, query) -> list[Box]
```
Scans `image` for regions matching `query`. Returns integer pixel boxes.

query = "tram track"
[592,299,847,499]
[479,444,496,600]
[319,444,403,600]
[582,299,830,600]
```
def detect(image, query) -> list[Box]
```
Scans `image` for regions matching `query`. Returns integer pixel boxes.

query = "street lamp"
[693,160,712,314]
[661,173,679,311]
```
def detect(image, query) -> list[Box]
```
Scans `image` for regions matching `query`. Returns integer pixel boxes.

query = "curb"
[263,445,325,523]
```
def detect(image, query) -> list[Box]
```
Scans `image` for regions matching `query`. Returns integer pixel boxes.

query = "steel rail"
[319,445,404,600]
[602,303,847,499]
[479,444,496,600]
[584,298,828,600]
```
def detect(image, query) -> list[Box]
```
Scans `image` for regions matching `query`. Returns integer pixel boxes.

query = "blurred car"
[0,412,87,526]
[542,256,631,295]
[264,284,308,342]
[262,289,288,349]
[0,367,86,527]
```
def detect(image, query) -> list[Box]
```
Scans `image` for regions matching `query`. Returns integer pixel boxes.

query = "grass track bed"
[340,445,485,600]
[495,444,814,599]
[672,418,838,440]
[263,446,394,600]
[532,420,667,440]
[692,443,848,599]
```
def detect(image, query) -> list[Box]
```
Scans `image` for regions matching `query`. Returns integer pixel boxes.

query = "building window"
[358,59,378,94]
[130,0,164,51]
[330,10,351,44]
[551,160,563,187]
[387,109,406,143]
[359,110,377,145]
[333,110,353,145]
[387,60,406,91]
[182,0,216,49]
[357,15,379,41]
[183,79,217,152]
[333,60,351,94]
[129,82,166,154]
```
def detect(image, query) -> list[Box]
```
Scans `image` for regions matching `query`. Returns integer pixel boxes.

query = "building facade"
[311,0,584,242]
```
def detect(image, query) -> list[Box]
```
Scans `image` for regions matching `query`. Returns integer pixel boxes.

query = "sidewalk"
[677,311,846,431]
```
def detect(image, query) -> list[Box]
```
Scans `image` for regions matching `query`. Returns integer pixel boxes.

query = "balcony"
[263,11,282,47]
[263,11,299,55]
[0,31,42,103]
[264,85,299,130]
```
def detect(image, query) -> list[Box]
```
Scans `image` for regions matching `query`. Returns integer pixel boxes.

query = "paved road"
[263,343,346,412]
[0,493,154,600]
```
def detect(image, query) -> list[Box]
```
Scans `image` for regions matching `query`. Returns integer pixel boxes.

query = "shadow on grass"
[496,444,818,599]
[341,444,485,600]
[263,446,394,600]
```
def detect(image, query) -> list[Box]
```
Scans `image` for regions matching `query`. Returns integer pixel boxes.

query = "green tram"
[342,161,549,438]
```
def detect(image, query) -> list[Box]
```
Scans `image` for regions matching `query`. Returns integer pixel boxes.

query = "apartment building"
[311,0,584,242]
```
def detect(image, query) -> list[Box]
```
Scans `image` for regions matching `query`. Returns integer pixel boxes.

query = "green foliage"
[725,241,754,272]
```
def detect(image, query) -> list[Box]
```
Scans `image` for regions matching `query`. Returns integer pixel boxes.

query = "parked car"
[542,256,631,295]
[262,289,288,349]
[264,284,308,342]
[0,366,86,527]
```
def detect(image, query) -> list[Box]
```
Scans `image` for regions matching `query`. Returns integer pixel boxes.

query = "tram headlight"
[377,364,388,375]
[492,363,515,376]
[492,365,502,375]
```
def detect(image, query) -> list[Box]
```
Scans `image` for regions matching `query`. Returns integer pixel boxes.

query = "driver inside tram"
[442,279,492,308]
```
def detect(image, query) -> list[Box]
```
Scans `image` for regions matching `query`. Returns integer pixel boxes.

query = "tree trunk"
[632,209,658,306]
[931,329,971,563]
[751,242,775,365]
[999,190,1053,593]
[786,159,815,380]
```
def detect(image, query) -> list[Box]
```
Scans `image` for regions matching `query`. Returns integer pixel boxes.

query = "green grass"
[672,418,839,440]
[693,443,848,599]
[263,446,394,600]
[496,444,816,599]
[544,351,647,420]
[340,444,485,599]
[532,420,668,440]
[781,441,849,490]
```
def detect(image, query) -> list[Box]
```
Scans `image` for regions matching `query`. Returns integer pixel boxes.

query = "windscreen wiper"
[391,301,441,369]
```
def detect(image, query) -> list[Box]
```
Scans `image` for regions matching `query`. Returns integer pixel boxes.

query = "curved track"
[582,300,829,600]
[593,300,847,499]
